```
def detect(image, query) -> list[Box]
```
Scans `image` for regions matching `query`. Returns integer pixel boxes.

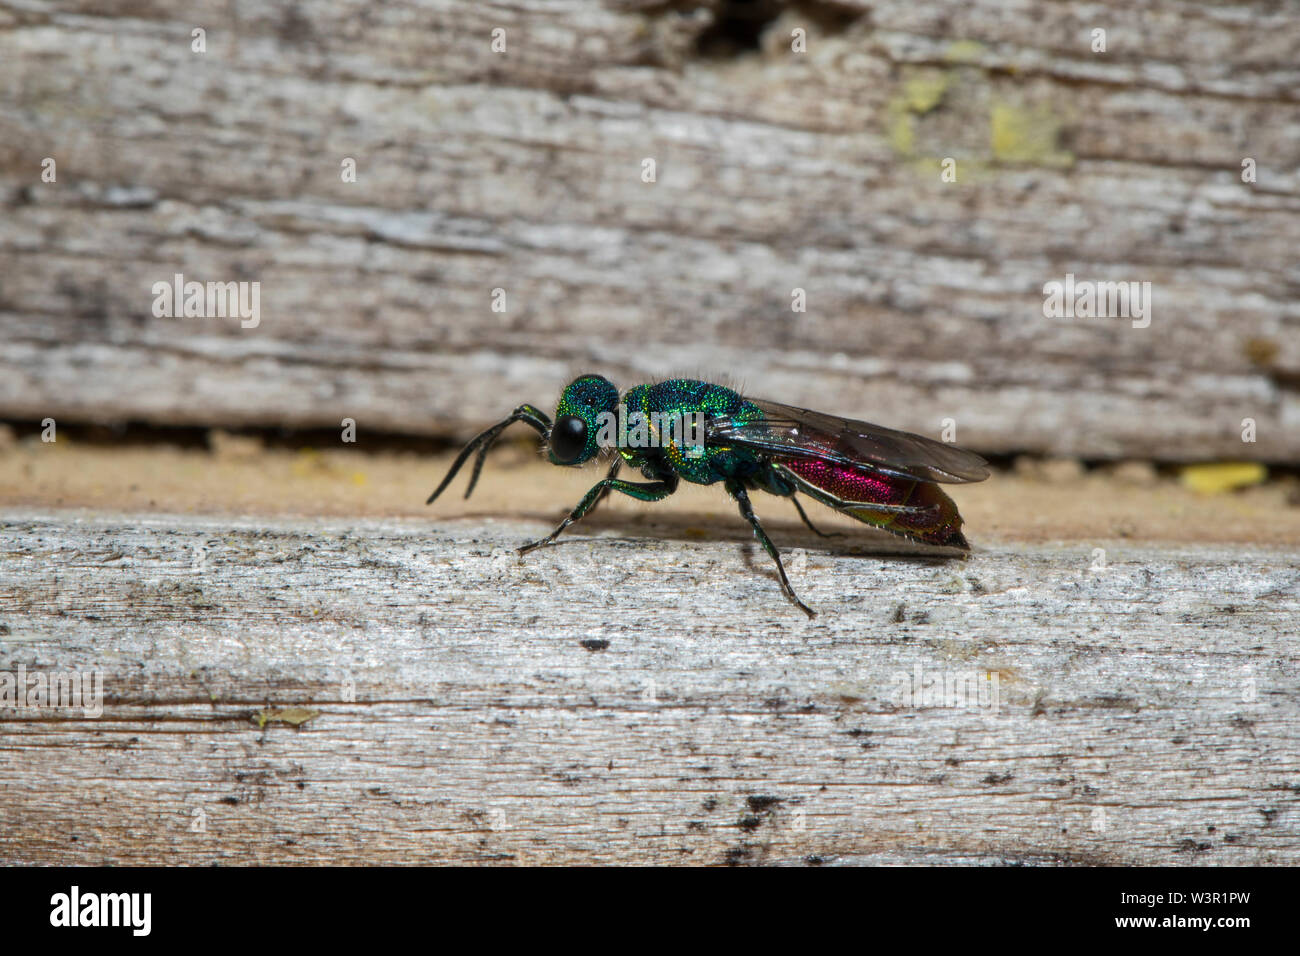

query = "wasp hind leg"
[761,465,841,540]
[789,494,842,539]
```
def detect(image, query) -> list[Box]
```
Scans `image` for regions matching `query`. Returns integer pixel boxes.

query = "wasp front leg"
[582,458,623,518]
[518,472,679,554]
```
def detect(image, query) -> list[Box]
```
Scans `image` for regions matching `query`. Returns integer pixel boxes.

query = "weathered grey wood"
[0,509,1296,864]
[1,1,1297,460]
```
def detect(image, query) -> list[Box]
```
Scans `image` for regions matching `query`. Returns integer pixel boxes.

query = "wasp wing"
[708,397,990,484]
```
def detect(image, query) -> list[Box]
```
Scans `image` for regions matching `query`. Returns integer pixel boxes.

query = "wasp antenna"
[426,405,551,505]
[425,432,492,505]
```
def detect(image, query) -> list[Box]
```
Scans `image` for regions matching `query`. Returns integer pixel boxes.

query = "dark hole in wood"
[693,1,864,58]
[695,0,785,58]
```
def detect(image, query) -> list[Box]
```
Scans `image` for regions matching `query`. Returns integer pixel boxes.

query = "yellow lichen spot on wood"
[944,40,985,64]
[887,68,950,157]
[903,69,950,114]
[255,707,320,729]
[887,102,916,154]
[1180,462,1267,494]
[990,102,1073,167]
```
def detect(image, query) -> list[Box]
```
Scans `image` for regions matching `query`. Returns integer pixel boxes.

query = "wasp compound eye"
[550,415,588,463]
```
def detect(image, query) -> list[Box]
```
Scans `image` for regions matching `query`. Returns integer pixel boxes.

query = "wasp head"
[549,374,619,465]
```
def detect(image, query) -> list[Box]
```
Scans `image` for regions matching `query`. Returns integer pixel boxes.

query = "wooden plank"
[1,509,1296,864]
[0,1,1297,459]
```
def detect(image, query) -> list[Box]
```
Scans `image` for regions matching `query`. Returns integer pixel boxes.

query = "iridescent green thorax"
[621,378,766,486]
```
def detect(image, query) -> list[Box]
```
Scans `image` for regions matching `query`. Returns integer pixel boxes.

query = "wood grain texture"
[0,1,1297,460]
[0,510,1296,865]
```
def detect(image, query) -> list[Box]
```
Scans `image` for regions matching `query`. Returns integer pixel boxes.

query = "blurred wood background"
[1,0,1298,460]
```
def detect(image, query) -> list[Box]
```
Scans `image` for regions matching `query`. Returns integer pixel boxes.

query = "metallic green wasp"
[427,374,989,617]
